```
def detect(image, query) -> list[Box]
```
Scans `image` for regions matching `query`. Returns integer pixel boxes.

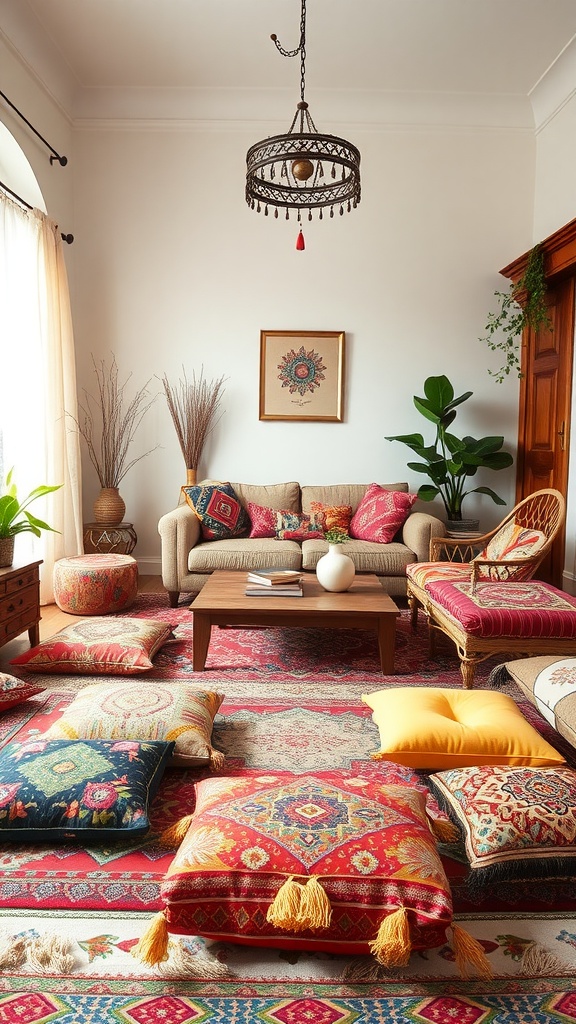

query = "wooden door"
[514,277,574,585]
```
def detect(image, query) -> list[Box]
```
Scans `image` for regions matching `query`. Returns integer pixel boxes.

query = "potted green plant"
[0,468,62,567]
[386,375,513,530]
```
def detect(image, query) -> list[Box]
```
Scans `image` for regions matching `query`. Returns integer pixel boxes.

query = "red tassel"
[296,229,305,251]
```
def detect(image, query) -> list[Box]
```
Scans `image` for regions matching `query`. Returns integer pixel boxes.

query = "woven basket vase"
[93,487,126,526]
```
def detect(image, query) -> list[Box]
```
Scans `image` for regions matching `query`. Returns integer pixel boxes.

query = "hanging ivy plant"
[479,243,552,383]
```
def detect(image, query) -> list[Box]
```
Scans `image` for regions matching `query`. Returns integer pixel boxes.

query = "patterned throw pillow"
[247,503,324,540]
[309,501,353,534]
[10,618,174,675]
[44,682,224,768]
[0,673,43,710]
[475,520,547,581]
[349,485,417,543]
[182,482,250,540]
[362,687,565,769]
[152,768,455,961]
[429,764,576,885]
[0,737,174,842]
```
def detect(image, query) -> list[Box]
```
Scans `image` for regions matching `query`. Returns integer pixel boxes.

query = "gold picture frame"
[259,331,345,422]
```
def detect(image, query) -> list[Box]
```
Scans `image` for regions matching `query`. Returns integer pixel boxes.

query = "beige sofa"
[158,480,445,607]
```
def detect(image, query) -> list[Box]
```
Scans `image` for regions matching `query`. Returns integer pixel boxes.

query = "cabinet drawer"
[0,566,40,598]
[1,605,39,643]
[0,584,39,624]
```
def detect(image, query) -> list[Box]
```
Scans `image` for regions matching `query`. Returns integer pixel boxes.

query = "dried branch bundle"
[72,356,158,488]
[161,367,226,470]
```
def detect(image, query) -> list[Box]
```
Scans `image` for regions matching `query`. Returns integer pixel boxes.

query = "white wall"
[71,122,533,570]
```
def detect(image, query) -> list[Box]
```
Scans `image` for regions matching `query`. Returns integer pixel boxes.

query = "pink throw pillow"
[248,503,323,540]
[349,485,417,544]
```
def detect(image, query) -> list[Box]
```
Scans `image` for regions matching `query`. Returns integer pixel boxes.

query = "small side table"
[83,522,137,556]
[0,560,42,650]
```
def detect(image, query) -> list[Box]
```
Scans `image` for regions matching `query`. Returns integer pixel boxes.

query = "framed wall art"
[259,330,345,422]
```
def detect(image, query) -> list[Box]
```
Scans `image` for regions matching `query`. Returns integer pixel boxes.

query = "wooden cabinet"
[0,561,42,650]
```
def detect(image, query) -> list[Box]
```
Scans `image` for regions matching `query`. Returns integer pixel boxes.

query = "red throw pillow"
[248,503,323,540]
[349,485,417,543]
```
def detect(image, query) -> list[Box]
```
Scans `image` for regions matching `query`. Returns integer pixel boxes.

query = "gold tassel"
[369,906,411,967]
[266,876,303,930]
[131,911,170,966]
[297,876,332,930]
[451,922,493,979]
[428,815,460,844]
[157,814,195,847]
[209,747,226,770]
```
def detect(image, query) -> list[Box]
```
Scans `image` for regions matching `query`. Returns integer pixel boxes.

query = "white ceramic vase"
[316,543,356,592]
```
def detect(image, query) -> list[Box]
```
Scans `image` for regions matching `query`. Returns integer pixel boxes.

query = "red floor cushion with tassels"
[133,767,491,976]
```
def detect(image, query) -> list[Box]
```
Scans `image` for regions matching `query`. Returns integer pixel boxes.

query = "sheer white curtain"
[0,194,83,603]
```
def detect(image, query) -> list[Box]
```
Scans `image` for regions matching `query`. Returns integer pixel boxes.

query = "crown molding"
[530,35,576,132]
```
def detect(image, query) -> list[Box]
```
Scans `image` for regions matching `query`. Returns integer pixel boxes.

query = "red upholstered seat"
[426,580,576,639]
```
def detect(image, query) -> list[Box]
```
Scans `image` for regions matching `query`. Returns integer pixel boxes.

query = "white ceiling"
[3,0,576,124]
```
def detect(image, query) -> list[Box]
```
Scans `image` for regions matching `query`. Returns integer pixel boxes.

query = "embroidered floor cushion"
[148,769,455,961]
[43,682,224,768]
[503,656,576,752]
[182,482,250,540]
[362,687,564,769]
[0,673,43,711]
[10,618,174,675]
[0,737,174,842]
[429,764,576,885]
[425,580,576,638]
[53,554,138,615]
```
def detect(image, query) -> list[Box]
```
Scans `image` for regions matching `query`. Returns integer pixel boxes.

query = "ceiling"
[3,0,576,124]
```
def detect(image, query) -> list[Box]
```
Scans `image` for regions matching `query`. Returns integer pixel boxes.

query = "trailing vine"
[479,243,552,383]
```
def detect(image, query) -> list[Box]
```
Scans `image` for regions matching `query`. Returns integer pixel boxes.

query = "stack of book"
[245,568,304,597]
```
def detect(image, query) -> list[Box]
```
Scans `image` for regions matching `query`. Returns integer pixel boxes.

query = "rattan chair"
[406,488,566,628]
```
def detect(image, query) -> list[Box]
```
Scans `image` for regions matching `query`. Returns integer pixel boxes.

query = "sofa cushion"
[232,481,301,513]
[503,656,576,753]
[182,482,250,540]
[302,482,408,516]
[350,486,418,544]
[301,538,416,575]
[429,763,576,885]
[188,538,303,573]
[362,687,565,769]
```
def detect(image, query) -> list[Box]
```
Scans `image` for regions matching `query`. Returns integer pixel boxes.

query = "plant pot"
[93,487,126,526]
[0,536,15,568]
[316,544,356,592]
[446,518,480,536]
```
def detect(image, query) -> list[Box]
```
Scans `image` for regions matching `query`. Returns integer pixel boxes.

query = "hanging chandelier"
[245,0,361,250]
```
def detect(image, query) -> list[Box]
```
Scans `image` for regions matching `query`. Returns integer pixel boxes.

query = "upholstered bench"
[423,579,576,689]
[53,553,138,615]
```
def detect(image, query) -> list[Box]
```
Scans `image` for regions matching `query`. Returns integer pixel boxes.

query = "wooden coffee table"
[190,570,400,673]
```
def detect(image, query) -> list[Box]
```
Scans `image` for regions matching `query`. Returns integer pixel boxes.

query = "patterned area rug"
[2,594,576,1020]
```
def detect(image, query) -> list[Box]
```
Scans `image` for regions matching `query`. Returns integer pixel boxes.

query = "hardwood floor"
[0,575,167,670]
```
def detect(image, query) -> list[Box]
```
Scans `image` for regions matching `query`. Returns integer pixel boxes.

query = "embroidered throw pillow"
[362,687,565,769]
[144,768,456,963]
[10,618,174,675]
[0,673,43,710]
[308,501,353,535]
[349,485,417,544]
[182,482,250,540]
[429,764,576,885]
[247,503,324,540]
[0,737,174,842]
[474,520,547,581]
[44,681,224,768]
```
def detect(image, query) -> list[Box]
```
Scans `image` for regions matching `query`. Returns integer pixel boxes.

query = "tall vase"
[316,544,356,593]
[186,468,198,486]
[93,487,126,526]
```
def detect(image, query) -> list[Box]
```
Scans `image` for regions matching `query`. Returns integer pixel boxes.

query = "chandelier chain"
[271,0,308,103]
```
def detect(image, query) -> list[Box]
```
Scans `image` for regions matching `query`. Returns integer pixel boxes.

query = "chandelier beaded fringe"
[245,0,361,249]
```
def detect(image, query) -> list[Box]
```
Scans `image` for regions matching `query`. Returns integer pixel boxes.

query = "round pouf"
[53,554,138,615]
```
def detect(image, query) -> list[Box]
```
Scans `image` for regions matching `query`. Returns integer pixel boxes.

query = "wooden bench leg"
[407,592,419,631]
[460,658,476,689]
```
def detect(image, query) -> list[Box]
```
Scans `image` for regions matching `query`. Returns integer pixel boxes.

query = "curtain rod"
[0,180,74,244]
[0,89,67,166]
